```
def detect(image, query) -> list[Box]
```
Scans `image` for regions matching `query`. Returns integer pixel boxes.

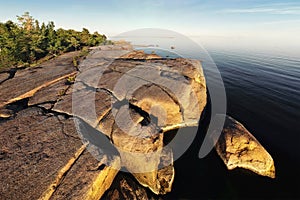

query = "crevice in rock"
[110,120,116,145]
[31,100,58,110]
[163,88,211,147]
[1,93,72,121]
[0,66,28,84]
[0,116,10,123]
[112,99,129,111]
[37,105,73,119]
[128,103,151,126]
[0,69,17,85]
[95,108,112,128]
[103,67,186,122]
[1,98,30,119]
[163,129,178,146]
[152,82,185,121]
[75,116,119,158]
[55,115,80,140]
[74,81,97,94]
[6,97,29,112]
[60,84,72,96]
[0,71,77,108]
[1,96,82,140]
[111,98,159,128]
[97,87,120,101]
[39,143,88,200]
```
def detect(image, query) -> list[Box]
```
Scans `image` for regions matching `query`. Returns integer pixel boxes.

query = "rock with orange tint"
[92,52,207,194]
[0,44,207,199]
[120,50,161,59]
[215,115,275,178]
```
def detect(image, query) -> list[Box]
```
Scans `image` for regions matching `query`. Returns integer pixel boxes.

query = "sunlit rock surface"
[0,44,206,199]
[87,50,207,194]
[215,115,276,178]
[0,43,277,200]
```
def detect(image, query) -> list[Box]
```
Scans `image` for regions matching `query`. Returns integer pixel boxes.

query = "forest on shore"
[0,12,110,69]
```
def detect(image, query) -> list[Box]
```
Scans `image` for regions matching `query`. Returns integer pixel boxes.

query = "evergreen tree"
[0,12,109,69]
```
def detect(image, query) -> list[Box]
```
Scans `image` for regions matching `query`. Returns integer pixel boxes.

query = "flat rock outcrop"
[0,44,206,199]
[0,52,79,108]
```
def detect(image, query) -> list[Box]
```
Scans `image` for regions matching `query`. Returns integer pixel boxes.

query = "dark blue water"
[130,36,300,198]
[209,48,300,159]
[150,46,300,198]
[209,48,300,196]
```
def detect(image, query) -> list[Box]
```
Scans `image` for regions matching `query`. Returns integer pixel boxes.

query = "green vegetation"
[0,12,109,69]
[72,46,90,68]
[57,88,67,97]
[66,75,76,85]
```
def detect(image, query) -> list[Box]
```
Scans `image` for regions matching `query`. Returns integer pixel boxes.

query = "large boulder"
[214,115,275,178]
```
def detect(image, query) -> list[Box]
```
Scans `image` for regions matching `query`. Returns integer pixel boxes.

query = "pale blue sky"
[0,0,300,45]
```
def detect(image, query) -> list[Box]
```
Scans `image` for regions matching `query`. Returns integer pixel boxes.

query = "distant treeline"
[0,12,110,69]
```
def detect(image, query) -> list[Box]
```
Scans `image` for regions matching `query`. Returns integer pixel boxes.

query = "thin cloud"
[221,5,300,15]
[259,19,300,25]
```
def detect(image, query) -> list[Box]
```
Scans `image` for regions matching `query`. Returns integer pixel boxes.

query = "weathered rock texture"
[72,49,207,194]
[0,45,206,199]
[103,172,163,200]
[0,48,124,200]
[0,52,79,108]
[215,115,276,178]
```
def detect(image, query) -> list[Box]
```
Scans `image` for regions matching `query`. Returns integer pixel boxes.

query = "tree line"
[0,12,110,69]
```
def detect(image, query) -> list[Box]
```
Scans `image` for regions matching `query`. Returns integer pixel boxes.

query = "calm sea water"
[113,34,300,198]
[205,47,300,198]
[159,46,300,199]
[208,47,300,161]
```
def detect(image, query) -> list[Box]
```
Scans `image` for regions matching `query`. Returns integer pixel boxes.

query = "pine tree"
[0,12,109,69]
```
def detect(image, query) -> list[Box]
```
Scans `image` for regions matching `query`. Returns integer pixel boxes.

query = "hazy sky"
[1,0,300,47]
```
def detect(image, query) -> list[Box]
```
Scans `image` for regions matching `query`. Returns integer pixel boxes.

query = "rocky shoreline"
[0,44,275,199]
